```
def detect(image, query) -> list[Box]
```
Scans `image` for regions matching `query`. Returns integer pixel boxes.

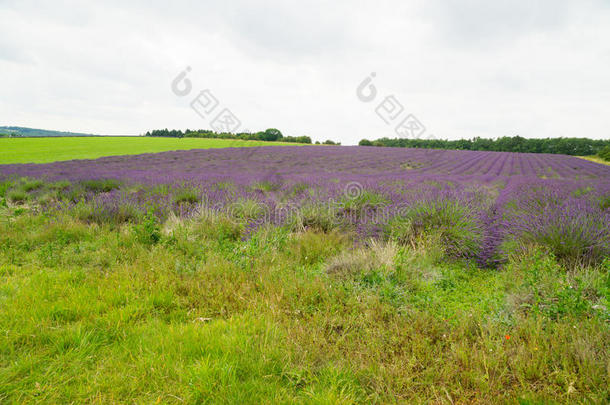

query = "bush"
[504,197,609,266]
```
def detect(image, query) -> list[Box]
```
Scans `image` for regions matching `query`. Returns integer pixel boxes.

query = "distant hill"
[0,126,100,138]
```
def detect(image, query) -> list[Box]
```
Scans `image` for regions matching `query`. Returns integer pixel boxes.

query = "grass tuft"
[7,188,28,203]
[80,178,122,193]
[173,188,200,205]
[387,199,483,259]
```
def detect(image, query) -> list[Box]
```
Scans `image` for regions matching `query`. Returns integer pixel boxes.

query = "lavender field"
[2,146,609,265]
[1,145,610,402]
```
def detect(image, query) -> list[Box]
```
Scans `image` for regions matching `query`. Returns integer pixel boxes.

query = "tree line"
[145,128,314,144]
[358,136,610,156]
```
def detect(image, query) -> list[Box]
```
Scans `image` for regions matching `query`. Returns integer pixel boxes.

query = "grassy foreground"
[0,137,298,164]
[0,196,608,403]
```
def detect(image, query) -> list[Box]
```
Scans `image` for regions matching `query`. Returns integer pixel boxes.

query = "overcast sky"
[1,0,609,144]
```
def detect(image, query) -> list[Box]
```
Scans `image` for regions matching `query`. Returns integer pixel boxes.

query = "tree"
[262,128,283,141]
[599,146,610,161]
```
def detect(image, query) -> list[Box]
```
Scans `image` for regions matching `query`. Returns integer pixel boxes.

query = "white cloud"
[0,0,609,143]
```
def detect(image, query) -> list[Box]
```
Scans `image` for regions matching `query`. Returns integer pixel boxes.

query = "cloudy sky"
[1,0,609,144]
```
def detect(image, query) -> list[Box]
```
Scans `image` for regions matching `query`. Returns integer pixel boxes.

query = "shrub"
[504,198,609,266]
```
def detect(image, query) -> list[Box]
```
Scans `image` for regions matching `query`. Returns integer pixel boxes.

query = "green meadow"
[0,137,295,164]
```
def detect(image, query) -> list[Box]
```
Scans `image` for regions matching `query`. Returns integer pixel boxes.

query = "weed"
[134,210,161,245]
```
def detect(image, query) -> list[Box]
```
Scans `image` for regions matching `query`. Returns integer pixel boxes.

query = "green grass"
[0,201,607,403]
[577,155,610,166]
[0,137,300,164]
